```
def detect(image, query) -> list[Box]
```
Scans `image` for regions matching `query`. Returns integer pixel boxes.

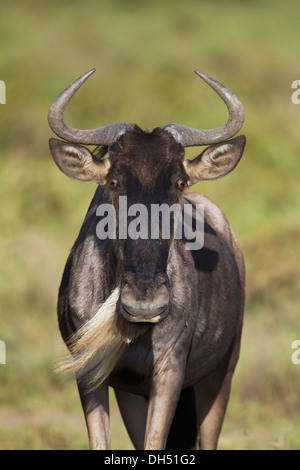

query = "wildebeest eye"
[176,178,187,191]
[109,178,119,189]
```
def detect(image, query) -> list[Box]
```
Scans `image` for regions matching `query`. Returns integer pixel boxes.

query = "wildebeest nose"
[121,281,169,323]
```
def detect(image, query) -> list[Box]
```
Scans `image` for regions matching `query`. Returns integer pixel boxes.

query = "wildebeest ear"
[184,135,246,184]
[49,138,110,183]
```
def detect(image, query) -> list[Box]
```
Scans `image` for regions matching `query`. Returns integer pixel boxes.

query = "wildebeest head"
[48,69,245,325]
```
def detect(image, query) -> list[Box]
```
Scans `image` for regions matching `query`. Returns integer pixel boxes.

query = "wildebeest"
[48,69,246,450]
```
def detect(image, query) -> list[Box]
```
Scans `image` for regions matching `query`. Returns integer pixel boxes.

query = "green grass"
[1,0,300,449]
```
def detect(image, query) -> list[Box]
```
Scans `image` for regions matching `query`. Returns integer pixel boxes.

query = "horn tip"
[87,68,96,76]
[194,69,209,81]
[80,69,96,81]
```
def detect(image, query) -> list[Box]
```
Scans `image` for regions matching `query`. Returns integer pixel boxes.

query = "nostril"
[123,272,135,285]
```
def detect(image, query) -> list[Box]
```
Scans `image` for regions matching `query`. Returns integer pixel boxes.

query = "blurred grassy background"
[1,0,300,449]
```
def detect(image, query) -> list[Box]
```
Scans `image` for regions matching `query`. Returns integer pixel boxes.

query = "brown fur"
[51,126,246,449]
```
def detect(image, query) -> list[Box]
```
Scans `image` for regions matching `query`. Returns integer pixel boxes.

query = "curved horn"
[162,70,245,148]
[48,69,133,145]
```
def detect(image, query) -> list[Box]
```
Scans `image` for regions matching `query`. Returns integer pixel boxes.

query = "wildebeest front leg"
[114,390,148,450]
[77,380,110,450]
[195,368,235,450]
[144,369,184,450]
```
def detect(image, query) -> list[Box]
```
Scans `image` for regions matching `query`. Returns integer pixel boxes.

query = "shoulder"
[183,190,245,280]
[183,190,232,241]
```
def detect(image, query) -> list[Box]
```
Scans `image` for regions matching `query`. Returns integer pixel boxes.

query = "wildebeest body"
[49,69,246,450]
